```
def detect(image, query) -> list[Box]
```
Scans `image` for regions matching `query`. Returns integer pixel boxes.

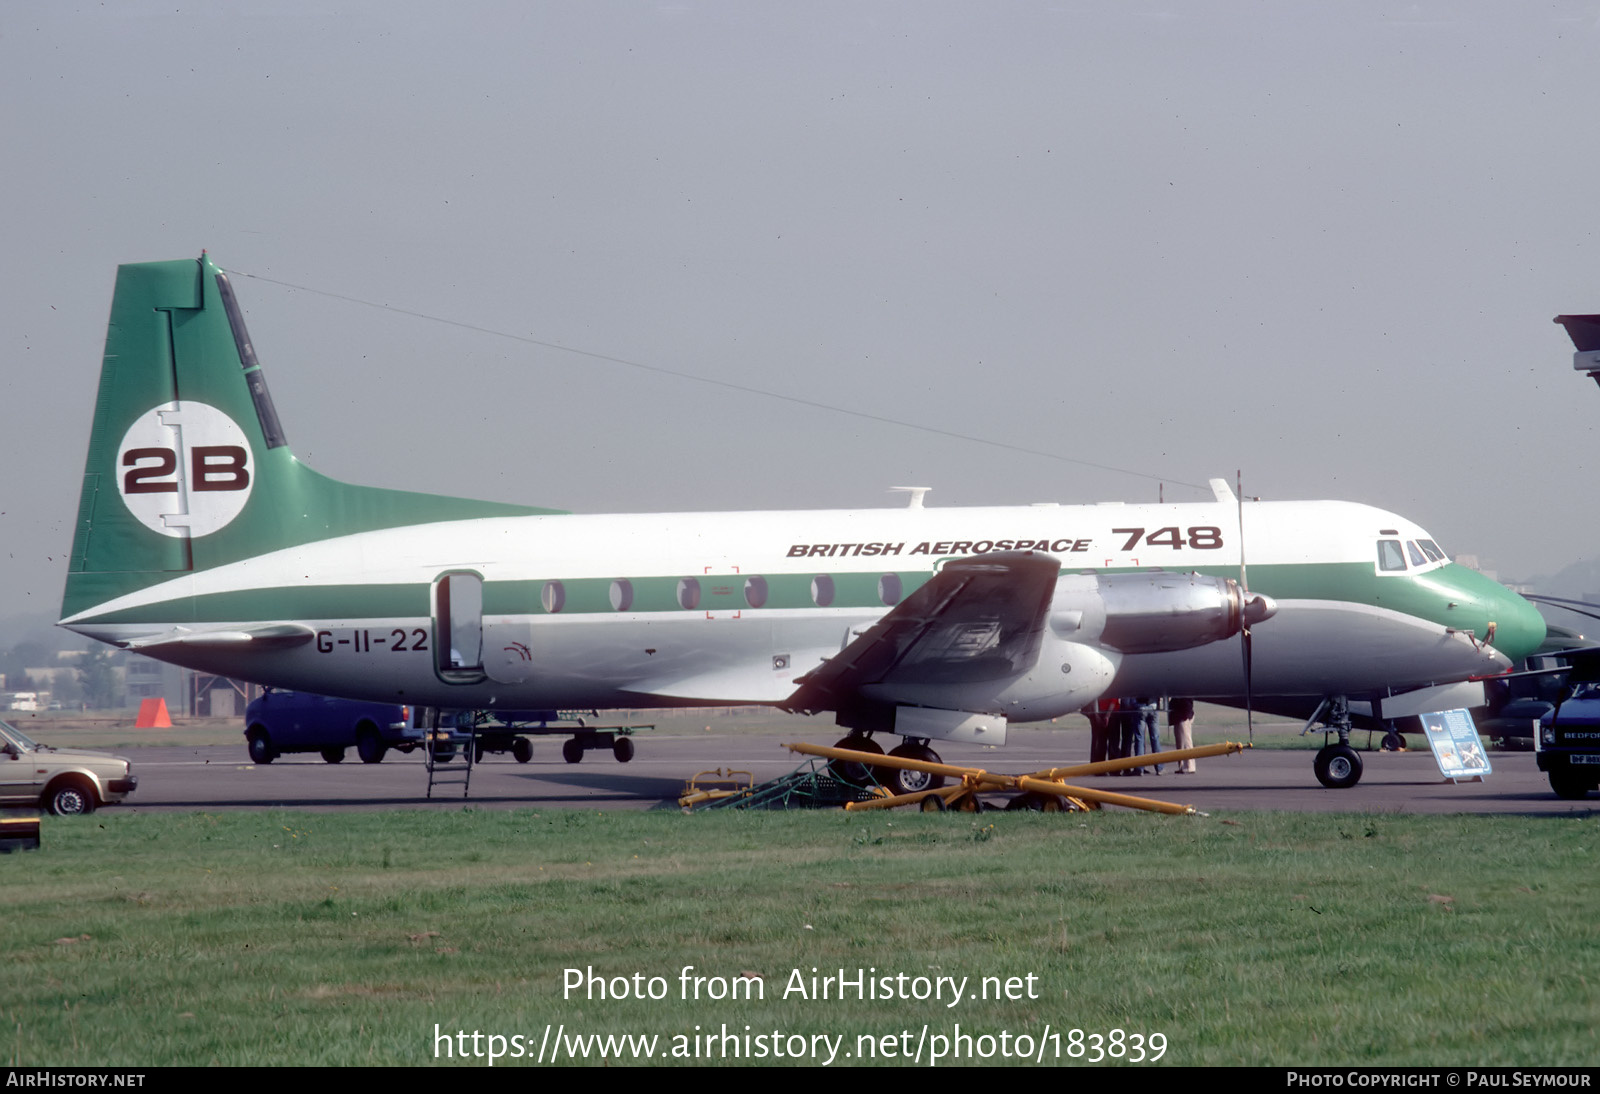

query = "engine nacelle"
[863,633,1121,721]
[1049,571,1275,655]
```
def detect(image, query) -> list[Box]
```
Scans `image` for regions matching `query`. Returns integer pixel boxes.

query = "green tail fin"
[62,254,553,622]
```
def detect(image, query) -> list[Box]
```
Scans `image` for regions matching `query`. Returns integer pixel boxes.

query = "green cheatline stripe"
[72,571,931,624]
[65,561,1508,641]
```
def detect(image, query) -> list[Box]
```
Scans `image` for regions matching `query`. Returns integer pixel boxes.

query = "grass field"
[3,806,1596,1067]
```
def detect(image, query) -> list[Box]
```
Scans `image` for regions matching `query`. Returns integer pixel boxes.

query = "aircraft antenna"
[1238,469,1254,744]
[228,269,1216,495]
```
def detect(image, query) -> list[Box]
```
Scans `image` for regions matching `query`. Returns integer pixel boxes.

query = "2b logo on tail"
[116,402,254,538]
[123,445,249,493]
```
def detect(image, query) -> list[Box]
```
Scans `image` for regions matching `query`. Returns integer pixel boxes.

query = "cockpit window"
[1377,540,1407,571]
[1407,541,1427,567]
[1418,539,1445,562]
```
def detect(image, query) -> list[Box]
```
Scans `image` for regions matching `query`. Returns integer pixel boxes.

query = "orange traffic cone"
[134,698,172,728]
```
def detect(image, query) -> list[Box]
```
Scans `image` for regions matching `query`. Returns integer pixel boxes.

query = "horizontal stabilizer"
[1555,314,1600,352]
[118,623,317,652]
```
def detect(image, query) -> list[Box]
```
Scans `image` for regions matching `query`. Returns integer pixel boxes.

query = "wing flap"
[785,551,1060,713]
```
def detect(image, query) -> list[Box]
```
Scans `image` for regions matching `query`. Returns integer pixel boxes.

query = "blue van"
[243,689,415,764]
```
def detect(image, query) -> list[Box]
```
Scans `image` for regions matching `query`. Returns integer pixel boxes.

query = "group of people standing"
[1084,697,1197,775]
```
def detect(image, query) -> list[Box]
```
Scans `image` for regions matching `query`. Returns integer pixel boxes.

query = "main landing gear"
[1305,695,1364,789]
[828,734,945,797]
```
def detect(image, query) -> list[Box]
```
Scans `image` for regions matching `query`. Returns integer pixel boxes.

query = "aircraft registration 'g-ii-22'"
[59,256,1546,792]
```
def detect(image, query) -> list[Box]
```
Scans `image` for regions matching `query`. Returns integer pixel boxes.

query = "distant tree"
[0,641,49,689]
[79,649,120,710]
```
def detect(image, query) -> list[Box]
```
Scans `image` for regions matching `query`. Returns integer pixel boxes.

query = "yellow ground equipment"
[678,768,756,808]
[785,741,1251,815]
[0,808,41,852]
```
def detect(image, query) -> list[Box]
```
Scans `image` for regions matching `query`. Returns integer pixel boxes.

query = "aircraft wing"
[783,551,1061,714]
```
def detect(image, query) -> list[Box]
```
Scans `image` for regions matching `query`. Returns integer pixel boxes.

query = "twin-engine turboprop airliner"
[58,256,1545,792]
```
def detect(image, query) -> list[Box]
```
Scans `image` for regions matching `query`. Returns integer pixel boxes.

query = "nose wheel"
[1313,743,1363,789]
[1305,695,1364,788]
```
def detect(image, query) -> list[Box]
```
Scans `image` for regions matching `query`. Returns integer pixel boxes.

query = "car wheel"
[1550,770,1592,800]
[512,737,533,763]
[356,726,387,764]
[247,727,275,764]
[45,778,97,816]
[321,747,346,764]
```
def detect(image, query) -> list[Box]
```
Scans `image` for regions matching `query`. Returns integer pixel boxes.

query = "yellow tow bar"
[784,741,1250,815]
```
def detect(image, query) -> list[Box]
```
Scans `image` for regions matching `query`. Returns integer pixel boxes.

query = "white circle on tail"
[116,401,254,538]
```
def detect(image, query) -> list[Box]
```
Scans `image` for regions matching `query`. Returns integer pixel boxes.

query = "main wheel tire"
[45,779,96,816]
[613,736,635,763]
[247,728,275,765]
[321,747,346,764]
[827,735,884,786]
[1313,744,1363,789]
[1550,770,1592,800]
[562,738,583,764]
[886,742,945,797]
[512,737,533,763]
[356,727,387,764]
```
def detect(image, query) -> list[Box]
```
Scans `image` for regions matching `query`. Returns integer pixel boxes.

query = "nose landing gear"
[1307,696,1365,789]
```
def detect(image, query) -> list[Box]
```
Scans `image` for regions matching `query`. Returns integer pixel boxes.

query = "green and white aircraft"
[59,255,1545,791]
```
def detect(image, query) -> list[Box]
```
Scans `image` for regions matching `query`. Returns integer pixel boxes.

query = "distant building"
[125,655,182,711]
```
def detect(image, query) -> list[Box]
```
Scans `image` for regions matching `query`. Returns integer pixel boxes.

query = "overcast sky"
[4,1,1598,626]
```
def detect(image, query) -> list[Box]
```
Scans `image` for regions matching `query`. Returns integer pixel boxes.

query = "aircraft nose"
[1432,565,1545,664]
[1488,584,1546,663]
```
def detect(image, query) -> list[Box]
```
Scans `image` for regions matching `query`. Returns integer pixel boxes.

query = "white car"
[0,720,138,815]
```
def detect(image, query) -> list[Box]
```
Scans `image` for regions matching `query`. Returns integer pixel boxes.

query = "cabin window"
[677,578,701,610]
[541,580,565,614]
[879,573,903,605]
[609,579,634,612]
[1377,540,1407,572]
[811,575,835,607]
[744,576,769,609]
